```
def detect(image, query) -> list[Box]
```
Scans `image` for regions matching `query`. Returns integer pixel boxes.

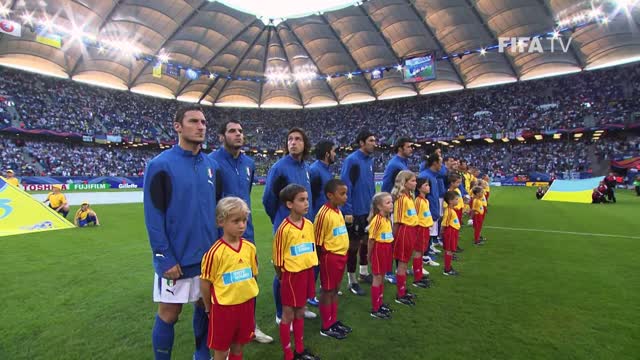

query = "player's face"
[380,195,393,215]
[223,122,244,149]
[6,172,13,178]
[288,191,309,216]
[361,136,377,154]
[288,131,305,156]
[405,176,417,192]
[329,185,348,207]
[175,110,206,144]
[328,146,337,164]
[453,179,462,188]
[400,143,413,157]
[420,182,430,195]
[450,196,459,207]
[221,211,248,238]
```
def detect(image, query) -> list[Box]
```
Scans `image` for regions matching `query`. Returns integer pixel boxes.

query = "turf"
[1,187,639,359]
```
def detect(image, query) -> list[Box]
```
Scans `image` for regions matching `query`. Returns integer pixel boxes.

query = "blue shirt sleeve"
[340,157,353,215]
[262,162,281,224]
[143,158,178,276]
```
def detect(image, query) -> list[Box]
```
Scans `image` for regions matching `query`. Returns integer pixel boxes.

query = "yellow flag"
[153,63,162,78]
[0,179,74,237]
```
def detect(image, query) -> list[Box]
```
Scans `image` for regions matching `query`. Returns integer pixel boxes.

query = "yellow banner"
[0,179,74,237]
[153,63,162,78]
[35,33,62,49]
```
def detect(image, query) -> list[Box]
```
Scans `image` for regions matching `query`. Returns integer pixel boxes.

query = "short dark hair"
[279,184,307,204]
[394,137,413,152]
[285,128,311,159]
[426,153,441,167]
[218,120,242,136]
[444,155,456,163]
[460,159,468,165]
[174,105,204,124]
[314,140,334,160]
[472,186,484,196]
[444,190,459,204]
[355,129,374,146]
[448,173,461,184]
[415,177,430,196]
[324,179,346,196]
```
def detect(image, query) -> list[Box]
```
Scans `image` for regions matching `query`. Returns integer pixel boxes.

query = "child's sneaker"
[370,309,390,319]
[394,295,415,306]
[412,280,429,288]
[295,349,320,360]
[443,268,460,276]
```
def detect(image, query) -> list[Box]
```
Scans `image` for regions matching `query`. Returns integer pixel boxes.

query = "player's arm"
[340,158,357,222]
[262,165,285,223]
[74,210,80,226]
[272,227,285,279]
[90,210,100,225]
[143,160,181,279]
[200,279,212,314]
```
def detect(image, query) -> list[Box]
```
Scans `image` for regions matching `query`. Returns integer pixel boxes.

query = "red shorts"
[442,226,458,251]
[281,268,316,308]
[394,224,417,263]
[370,242,393,275]
[208,299,255,351]
[415,226,430,253]
[320,252,347,291]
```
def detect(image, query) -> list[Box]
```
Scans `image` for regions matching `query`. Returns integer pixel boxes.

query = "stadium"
[1,0,639,359]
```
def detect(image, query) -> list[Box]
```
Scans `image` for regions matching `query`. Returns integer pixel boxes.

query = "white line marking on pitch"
[484,226,640,240]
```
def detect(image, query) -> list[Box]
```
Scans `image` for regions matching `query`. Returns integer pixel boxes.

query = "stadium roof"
[1,0,639,108]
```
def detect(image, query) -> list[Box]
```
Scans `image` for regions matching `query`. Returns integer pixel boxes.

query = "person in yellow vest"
[74,201,100,227]
[43,184,70,218]
[3,169,20,187]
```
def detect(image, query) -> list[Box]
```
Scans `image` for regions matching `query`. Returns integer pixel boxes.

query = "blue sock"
[193,305,210,360]
[152,314,174,360]
[273,276,282,319]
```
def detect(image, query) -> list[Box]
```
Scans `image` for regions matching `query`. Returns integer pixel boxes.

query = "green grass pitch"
[1,187,639,359]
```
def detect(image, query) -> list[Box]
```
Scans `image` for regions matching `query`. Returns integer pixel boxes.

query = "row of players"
[143,105,490,360]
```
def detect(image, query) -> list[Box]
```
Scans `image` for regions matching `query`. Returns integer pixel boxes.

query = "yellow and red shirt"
[415,195,434,228]
[201,239,259,305]
[314,204,349,256]
[393,193,418,226]
[272,217,318,272]
[368,214,394,243]
[471,197,485,216]
[442,208,461,230]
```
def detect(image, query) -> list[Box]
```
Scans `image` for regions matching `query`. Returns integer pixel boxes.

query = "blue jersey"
[340,150,375,216]
[262,155,313,233]
[309,160,334,216]
[419,166,441,221]
[209,148,256,242]
[381,154,409,193]
[144,145,218,278]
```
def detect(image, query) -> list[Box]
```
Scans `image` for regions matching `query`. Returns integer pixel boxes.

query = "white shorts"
[429,223,439,237]
[438,199,444,217]
[153,274,202,304]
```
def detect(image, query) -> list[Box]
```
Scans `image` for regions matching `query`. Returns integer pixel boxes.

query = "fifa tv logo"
[498,36,573,54]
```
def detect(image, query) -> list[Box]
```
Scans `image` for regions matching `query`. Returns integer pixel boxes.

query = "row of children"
[198,171,490,360]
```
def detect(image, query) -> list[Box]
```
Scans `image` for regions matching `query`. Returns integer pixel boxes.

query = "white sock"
[359,265,369,276]
[348,272,357,285]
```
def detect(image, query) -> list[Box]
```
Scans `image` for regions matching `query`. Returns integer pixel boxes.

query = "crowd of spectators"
[1,62,639,148]
[1,62,639,179]
[2,133,637,178]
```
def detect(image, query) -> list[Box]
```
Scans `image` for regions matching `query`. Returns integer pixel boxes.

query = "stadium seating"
[0,64,639,178]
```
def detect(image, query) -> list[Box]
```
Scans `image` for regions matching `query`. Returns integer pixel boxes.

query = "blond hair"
[367,192,392,223]
[391,170,416,200]
[216,197,250,223]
